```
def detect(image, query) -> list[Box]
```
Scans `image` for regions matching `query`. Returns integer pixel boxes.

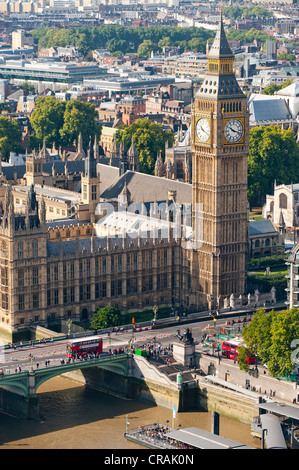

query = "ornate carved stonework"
[190,12,249,310]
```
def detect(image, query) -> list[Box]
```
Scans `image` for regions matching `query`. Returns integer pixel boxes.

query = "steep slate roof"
[46,230,167,258]
[208,13,233,59]
[195,12,244,101]
[2,164,26,180]
[248,95,291,123]
[100,170,192,205]
[249,219,277,236]
[97,163,120,194]
[46,218,88,229]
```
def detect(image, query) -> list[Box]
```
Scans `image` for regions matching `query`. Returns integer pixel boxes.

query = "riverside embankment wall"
[62,355,259,424]
[198,354,299,404]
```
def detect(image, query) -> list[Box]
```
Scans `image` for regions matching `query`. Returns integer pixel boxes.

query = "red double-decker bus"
[66,336,103,358]
[222,338,255,364]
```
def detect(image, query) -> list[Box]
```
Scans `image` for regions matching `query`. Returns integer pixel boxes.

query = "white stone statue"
[271,286,276,303]
[254,289,260,306]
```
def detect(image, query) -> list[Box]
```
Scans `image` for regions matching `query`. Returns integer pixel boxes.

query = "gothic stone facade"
[0,187,190,336]
[0,16,250,336]
[189,14,249,310]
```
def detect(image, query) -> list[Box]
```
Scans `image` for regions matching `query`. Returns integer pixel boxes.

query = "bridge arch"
[0,378,29,396]
[34,355,129,393]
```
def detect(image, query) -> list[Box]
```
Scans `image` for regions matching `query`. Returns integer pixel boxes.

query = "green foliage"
[0,102,11,114]
[30,96,102,148]
[60,100,102,147]
[249,255,287,270]
[268,309,299,377]
[224,6,272,19]
[0,117,22,161]
[90,306,121,329]
[242,309,274,364]
[248,125,299,205]
[237,346,251,372]
[19,82,35,92]
[277,53,296,61]
[243,308,299,377]
[116,119,175,174]
[226,27,270,45]
[247,272,287,301]
[31,25,215,56]
[137,40,156,59]
[30,96,66,148]
[263,78,293,96]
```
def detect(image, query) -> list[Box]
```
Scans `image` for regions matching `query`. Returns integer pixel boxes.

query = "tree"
[30,97,102,149]
[238,346,252,372]
[90,306,121,330]
[59,100,102,147]
[224,6,272,19]
[262,83,281,96]
[116,119,175,174]
[31,24,215,57]
[248,125,299,205]
[242,308,299,377]
[242,309,273,365]
[137,40,155,60]
[188,37,206,53]
[268,309,299,377]
[277,53,296,61]
[226,27,269,45]
[0,117,22,161]
[106,38,128,55]
[158,36,172,50]
[30,96,66,148]
[263,79,293,96]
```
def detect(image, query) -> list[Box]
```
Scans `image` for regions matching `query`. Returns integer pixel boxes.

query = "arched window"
[255,240,260,248]
[279,193,288,209]
[176,160,184,179]
[265,238,270,247]
[270,201,274,213]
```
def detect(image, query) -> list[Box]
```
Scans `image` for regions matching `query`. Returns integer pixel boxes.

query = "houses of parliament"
[0,15,249,339]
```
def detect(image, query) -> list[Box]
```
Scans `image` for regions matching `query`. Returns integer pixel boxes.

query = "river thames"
[0,375,260,449]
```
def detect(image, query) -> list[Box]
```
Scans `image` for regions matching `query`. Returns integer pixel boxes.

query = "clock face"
[225,119,243,143]
[196,118,210,143]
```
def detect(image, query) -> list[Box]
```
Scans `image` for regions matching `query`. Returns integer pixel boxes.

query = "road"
[0,312,252,374]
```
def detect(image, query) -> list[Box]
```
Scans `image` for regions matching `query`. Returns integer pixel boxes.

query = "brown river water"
[0,375,260,449]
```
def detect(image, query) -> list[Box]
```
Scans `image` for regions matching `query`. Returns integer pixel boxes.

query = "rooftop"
[249,219,277,236]
[248,94,292,123]
[166,427,253,450]
[100,170,192,206]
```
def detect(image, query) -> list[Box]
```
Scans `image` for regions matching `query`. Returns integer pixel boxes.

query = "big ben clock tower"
[191,11,249,310]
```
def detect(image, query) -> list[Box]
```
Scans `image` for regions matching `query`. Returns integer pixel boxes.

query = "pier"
[124,424,254,449]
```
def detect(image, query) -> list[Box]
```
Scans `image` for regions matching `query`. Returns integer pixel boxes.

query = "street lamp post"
[30,355,35,371]
[66,319,72,337]
[152,305,158,325]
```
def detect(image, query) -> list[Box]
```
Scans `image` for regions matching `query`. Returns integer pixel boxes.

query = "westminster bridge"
[0,353,131,419]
